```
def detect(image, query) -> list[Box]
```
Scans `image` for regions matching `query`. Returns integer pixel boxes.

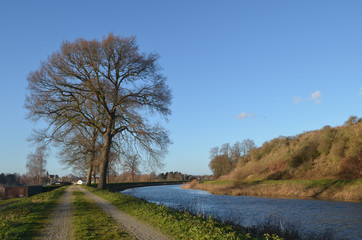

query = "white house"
[76,180,86,185]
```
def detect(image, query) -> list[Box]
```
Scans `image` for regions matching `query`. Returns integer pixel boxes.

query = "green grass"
[0,186,66,239]
[0,198,20,207]
[72,191,134,240]
[84,186,282,240]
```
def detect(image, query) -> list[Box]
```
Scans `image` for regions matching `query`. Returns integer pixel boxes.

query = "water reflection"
[122,185,362,239]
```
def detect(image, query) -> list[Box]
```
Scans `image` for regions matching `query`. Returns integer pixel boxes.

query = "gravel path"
[40,185,75,240]
[78,187,171,240]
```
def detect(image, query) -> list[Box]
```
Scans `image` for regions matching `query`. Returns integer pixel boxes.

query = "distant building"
[76,180,86,185]
[47,172,60,184]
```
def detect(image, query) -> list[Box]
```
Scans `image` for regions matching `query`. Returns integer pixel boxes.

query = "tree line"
[209,139,256,178]
[25,34,172,189]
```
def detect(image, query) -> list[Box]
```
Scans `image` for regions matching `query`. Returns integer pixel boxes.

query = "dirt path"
[40,185,170,240]
[78,187,170,240]
[40,185,75,240]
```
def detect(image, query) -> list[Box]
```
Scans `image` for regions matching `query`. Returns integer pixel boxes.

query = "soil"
[40,185,170,240]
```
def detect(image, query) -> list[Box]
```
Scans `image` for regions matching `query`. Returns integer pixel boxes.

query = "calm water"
[122,185,362,240]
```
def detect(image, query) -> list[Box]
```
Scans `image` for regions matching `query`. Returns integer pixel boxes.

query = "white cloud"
[311,90,321,99]
[359,88,362,95]
[293,96,302,104]
[311,90,322,104]
[237,112,257,119]
[237,112,249,119]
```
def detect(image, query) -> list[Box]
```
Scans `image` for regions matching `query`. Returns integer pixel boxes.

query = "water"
[122,185,362,239]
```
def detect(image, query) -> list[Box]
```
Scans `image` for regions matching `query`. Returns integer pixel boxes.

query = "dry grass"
[224,120,362,182]
[185,180,362,202]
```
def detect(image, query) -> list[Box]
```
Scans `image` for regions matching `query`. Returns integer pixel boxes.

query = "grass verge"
[72,191,134,240]
[0,186,66,239]
[84,186,282,240]
[0,198,20,207]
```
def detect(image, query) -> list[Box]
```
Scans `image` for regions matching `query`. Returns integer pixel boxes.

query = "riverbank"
[0,184,281,239]
[92,181,188,192]
[182,179,362,202]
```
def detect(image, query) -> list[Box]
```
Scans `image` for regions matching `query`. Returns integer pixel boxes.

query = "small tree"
[26,145,47,185]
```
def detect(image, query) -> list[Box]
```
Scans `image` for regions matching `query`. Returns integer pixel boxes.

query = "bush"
[338,154,362,179]
[289,141,319,168]
[269,160,287,172]
[266,171,292,180]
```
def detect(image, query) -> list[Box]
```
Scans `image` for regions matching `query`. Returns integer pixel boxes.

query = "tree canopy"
[25,34,172,189]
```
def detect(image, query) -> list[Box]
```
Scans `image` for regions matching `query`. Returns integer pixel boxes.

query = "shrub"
[338,154,362,179]
[269,160,287,172]
[289,141,319,168]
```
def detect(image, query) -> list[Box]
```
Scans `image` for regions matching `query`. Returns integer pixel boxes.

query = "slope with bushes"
[229,117,362,181]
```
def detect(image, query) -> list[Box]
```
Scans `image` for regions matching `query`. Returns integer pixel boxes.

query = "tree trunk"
[87,131,98,186]
[86,162,93,186]
[98,125,113,190]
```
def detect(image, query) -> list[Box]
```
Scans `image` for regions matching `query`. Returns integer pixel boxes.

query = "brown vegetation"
[185,180,362,201]
[225,117,362,181]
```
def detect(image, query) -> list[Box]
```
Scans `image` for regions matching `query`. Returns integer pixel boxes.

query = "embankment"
[182,179,362,202]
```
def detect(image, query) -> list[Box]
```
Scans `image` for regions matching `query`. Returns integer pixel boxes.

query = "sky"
[0,1,361,177]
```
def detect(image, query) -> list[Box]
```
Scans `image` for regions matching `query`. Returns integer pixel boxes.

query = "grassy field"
[0,186,66,239]
[72,191,134,240]
[184,179,362,201]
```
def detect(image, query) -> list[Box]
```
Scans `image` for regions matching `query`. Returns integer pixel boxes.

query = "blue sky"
[0,1,361,176]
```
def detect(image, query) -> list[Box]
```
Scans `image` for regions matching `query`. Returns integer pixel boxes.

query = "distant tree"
[241,138,257,156]
[0,173,5,184]
[344,116,359,126]
[174,171,182,180]
[26,145,47,185]
[220,143,231,157]
[166,172,175,180]
[59,127,101,186]
[149,171,157,181]
[209,154,232,178]
[231,141,243,166]
[25,34,172,189]
[0,173,21,186]
[122,155,140,182]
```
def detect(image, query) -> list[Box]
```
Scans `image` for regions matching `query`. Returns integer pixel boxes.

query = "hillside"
[227,117,362,181]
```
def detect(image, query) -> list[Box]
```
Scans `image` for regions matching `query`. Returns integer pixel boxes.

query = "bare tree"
[59,127,101,186]
[220,143,231,157]
[25,34,172,189]
[209,146,219,159]
[26,145,47,185]
[231,141,243,166]
[241,138,257,156]
[122,155,140,182]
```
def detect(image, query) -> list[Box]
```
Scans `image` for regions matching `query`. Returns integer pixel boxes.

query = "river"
[122,184,362,239]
